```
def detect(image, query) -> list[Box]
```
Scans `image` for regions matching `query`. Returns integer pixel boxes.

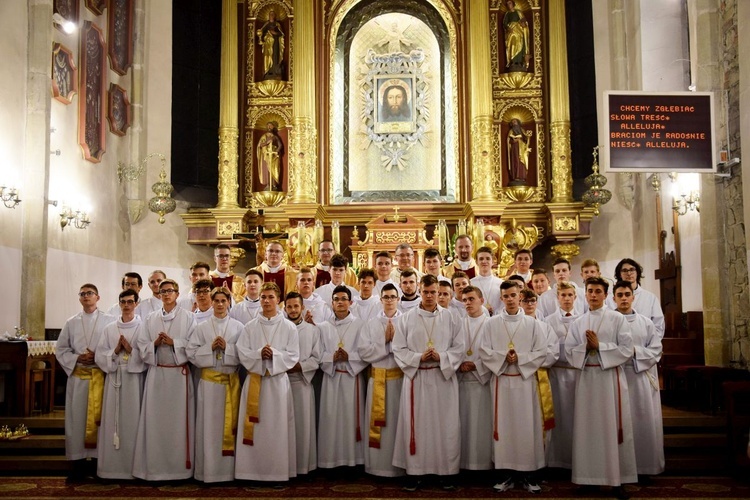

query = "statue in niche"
[256,121,284,191]
[257,10,285,81]
[506,118,532,185]
[503,0,531,72]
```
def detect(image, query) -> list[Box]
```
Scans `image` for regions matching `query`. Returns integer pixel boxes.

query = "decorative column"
[547,0,573,203]
[467,0,495,202]
[288,0,317,204]
[216,0,240,209]
[20,0,53,335]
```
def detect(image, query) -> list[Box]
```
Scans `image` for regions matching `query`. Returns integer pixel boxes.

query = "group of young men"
[56,236,665,499]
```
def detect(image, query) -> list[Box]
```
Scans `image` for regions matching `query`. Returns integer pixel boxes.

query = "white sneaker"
[521,478,541,494]
[493,477,514,492]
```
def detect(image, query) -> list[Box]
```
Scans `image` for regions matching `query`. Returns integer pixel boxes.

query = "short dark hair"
[613,280,634,294]
[439,280,453,290]
[461,285,483,299]
[520,288,537,300]
[585,276,609,294]
[190,261,211,272]
[244,269,264,279]
[476,246,494,256]
[531,268,547,277]
[451,271,469,284]
[121,272,143,287]
[400,269,417,281]
[380,283,399,296]
[515,248,533,259]
[318,239,334,249]
[500,281,519,291]
[358,268,376,281]
[210,287,232,301]
[375,251,392,261]
[215,243,231,252]
[194,279,214,292]
[553,258,571,270]
[332,284,351,301]
[159,279,179,292]
[331,254,348,268]
[119,289,139,302]
[80,283,99,295]
[424,247,441,259]
[420,274,439,288]
[285,291,303,305]
[508,274,526,283]
[614,258,643,285]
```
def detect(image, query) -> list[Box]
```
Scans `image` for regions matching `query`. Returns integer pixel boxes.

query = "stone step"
[0,455,70,472]
[0,434,65,451]
[664,432,726,449]
[665,452,728,472]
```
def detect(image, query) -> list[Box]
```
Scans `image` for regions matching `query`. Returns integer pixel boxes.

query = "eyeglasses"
[119,299,137,305]
[381,295,399,301]
[195,289,211,295]
[319,248,334,253]
[159,289,177,295]
[216,254,231,259]
[521,299,537,304]
[123,282,140,287]
[78,291,96,297]
[332,297,350,302]
[621,267,637,274]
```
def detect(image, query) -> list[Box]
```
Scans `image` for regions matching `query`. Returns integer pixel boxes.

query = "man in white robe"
[481,281,548,493]
[374,251,401,296]
[316,254,360,306]
[177,262,211,311]
[132,279,197,481]
[565,277,637,499]
[544,281,579,470]
[234,283,299,481]
[192,279,215,324]
[606,259,665,338]
[438,280,453,309]
[613,281,665,478]
[296,267,333,325]
[106,272,145,316]
[187,287,244,483]
[470,247,502,315]
[230,269,263,324]
[423,247,450,282]
[448,271,471,319]
[351,269,383,322]
[539,259,586,318]
[392,275,463,490]
[56,284,115,481]
[318,285,369,469]
[139,270,166,318]
[284,292,322,475]
[456,286,492,471]
[95,289,145,479]
[358,283,404,477]
[397,270,421,313]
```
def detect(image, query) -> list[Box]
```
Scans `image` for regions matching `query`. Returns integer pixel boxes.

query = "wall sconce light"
[0,186,21,209]
[673,192,700,215]
[52,13,76,34]
[60,205,91,230]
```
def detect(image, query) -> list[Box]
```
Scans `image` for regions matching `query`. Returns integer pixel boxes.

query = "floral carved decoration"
[108,0,133,75]
[51,43,78,105]
[107,83,131,136]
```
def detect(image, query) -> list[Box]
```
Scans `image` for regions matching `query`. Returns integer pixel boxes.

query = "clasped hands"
[505,349,518,365]
[421,347,440,362]
[154,332,174,347]
[77,349,95,365]
[333,348,349,362]
[261,344,273,360]
[114,335,133,356]
[585,330,600,351]
[384,319,395,343]
[211,336,227,352]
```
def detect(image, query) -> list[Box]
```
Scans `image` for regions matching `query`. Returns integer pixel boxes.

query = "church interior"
[1,0,750,483]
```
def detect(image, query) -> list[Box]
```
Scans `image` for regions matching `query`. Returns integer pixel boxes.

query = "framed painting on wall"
[79,21,107,163]
[51,43,78,104]
[107,83,131,136]
[108,0,134,75]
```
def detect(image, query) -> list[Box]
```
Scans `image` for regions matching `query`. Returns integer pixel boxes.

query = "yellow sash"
[368,367,403,448]
[535,368,556,435]
[72,366,105,449]
[242,372,263,445]
[201,368,241,456]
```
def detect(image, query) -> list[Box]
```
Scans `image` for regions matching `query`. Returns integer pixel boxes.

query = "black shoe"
[521,476,541,494]
[613,486,630,500]
[638,474,653,485]
[402,477,421,492]
[575,484,599,495]
[439,479,456,491]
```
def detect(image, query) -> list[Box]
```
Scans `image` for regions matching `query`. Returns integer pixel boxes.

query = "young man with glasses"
[392,274,463,491]
[252,240,298,299]
[107,272,144,316]
[358,284,404,477]
[56,284,116,482]
[95,288,145,479]
[211,244,246,303]
[192,279,215,324]
[133,280,197,480]
[607,259,664,339]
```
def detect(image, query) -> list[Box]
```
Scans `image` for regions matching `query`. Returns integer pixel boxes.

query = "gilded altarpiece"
[240,0,294,208]
[490,0,546,203]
